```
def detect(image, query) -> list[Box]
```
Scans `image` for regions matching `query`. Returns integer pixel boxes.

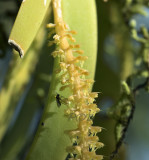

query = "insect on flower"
[41,122,44,126]
[56,93,61,107]
[55,93,69,107]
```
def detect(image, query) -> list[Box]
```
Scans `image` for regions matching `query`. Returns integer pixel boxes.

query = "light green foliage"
[8,0,51,57]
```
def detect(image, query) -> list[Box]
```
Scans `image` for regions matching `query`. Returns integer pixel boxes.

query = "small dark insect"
[55,93,68,107]
[56,93,62,107]
[41,122,44,126]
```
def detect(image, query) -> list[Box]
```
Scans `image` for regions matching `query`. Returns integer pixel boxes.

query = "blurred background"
[0,0,149,160]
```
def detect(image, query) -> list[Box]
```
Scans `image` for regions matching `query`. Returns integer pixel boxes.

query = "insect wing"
[56,98,61,107]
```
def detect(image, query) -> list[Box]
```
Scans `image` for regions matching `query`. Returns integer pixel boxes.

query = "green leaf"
[8,0,52,58]
[26,0,98,160]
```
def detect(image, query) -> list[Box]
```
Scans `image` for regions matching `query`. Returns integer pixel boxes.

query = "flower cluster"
[48,0,104,159]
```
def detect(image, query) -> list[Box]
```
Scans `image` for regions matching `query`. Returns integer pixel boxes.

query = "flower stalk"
[50,0,104,159]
